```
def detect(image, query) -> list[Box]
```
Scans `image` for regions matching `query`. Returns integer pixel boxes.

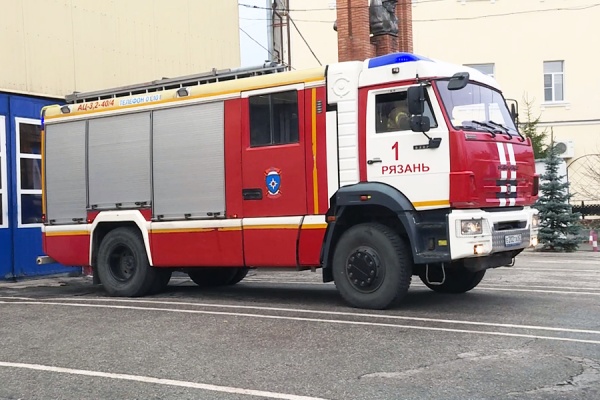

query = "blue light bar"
[368,52,432,69]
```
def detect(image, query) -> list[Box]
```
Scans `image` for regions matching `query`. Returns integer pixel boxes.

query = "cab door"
[364,85,450,209]
[240,85,308,267]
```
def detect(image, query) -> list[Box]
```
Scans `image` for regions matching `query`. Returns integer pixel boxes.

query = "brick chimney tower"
[337,0,413,62]
[396,0,413,53]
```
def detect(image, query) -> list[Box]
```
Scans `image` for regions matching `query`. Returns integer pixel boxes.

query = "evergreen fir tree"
[534,142,581,252]
[520,95,548,159]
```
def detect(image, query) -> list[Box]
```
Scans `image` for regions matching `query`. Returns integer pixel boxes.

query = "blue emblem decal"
[265,168,282,197]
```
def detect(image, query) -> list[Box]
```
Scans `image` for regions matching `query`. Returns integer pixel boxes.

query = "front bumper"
[448,207,538,261]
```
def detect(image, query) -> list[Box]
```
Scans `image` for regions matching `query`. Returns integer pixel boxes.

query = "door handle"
[367,158,382,165]
[242,188,263,200]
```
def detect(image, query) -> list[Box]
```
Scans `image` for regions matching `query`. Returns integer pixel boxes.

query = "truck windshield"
[436,80,518,135]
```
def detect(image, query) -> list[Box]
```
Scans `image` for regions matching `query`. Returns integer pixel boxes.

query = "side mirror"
[507,99,519,125]
[410,115,431,133]
[447,72,469,91]
[407,86,425,115]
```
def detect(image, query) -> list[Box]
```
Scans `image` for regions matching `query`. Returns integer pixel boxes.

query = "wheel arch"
[89,210,153,267]
[321,182,419,282]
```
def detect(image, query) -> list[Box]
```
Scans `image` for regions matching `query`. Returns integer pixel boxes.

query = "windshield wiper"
[487,120,512,140]
[489,120,525,142]
[465,120,500,138]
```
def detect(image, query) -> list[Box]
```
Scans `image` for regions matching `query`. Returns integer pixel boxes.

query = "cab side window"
[375,90,438,133]
[249,90,299,147]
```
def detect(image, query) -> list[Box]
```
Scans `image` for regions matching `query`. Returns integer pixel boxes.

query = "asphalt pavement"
[0,250,599,399]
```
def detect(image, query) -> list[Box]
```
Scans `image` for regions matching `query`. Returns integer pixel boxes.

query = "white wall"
[289,0,338,70]
[0,0,241,97]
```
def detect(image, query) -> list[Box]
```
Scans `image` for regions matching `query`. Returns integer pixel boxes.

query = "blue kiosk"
[0,91,72,279]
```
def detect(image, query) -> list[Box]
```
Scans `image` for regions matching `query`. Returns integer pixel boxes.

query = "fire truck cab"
[40,53,538,309]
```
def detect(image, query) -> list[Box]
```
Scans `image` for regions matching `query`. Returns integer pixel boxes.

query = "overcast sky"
[238,0,271,67]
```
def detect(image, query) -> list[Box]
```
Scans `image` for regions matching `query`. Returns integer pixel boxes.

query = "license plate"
[504,234,522,247]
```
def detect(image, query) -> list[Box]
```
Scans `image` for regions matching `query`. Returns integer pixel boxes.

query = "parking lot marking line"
[410,283,600,292]
[0,361,327,400]
[29,297,600,335]
[515,268,600,273]
[0,296,35,300]
[241,279,600,293]
[475,287,600,296]
[241,280,600,296]
[2,300,600,345]
[523,260,600,265]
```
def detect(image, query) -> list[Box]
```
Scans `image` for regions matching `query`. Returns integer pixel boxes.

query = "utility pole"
[271,0,292,69]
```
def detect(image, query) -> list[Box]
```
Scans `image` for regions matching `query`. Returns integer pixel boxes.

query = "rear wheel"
[188,267,242,287]
[149,269,172,294]
[227,268,249,285]
[96,227,157,297]
[419,265,485,294]
[332,223,413,309]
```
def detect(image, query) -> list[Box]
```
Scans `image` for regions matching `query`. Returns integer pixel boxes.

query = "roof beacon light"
[368,52,432,69]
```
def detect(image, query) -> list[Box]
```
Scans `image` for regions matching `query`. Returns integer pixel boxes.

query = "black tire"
[227,268,249,286]
[419,266,485,294]
[187,268,239,287]
[332,223,413,309]
[96,227,157,297]
[149,269,172,295]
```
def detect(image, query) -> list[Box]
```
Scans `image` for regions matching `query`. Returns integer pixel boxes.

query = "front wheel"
[332,223,413,310]
[419,266,485,294]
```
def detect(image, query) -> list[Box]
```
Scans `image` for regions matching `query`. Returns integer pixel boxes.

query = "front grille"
[494,220,527,231]
[492,228,530,252]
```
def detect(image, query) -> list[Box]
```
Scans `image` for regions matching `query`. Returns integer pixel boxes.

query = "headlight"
[460,219,483,235]
[532,214,539,228]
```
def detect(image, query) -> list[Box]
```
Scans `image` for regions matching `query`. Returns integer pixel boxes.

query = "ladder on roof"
[65,63,288,104]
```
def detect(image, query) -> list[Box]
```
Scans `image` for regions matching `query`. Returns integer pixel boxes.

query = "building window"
[465,63,495,78]
[375,90,437,133]
[16,118,43,226]
[544,61,564,102]
[249,90,299,147]
[0,116,7,228]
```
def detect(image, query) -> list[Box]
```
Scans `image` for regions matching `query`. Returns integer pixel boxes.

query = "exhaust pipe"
[36,256,56,265]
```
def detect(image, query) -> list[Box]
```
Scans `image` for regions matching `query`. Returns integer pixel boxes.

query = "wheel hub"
[346,247,384,292]
[109,246,136,282]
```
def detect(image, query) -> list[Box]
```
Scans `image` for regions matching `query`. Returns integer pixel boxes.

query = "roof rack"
[65,63,288,104]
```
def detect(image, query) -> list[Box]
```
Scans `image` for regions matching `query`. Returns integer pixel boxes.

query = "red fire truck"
[39,53,539,309]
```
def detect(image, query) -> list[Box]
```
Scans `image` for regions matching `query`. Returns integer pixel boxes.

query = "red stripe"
[224,99,244,218]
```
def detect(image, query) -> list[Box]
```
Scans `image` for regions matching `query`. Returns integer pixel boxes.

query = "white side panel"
[88,112,151,209]
[325,111,339,203]
[0,116,7,228]
[327,61,363,187]
[301,215,327,229]
[242,216,303,228]
[150,219,241,233]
